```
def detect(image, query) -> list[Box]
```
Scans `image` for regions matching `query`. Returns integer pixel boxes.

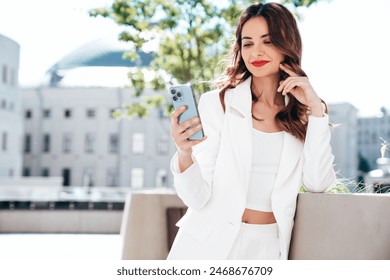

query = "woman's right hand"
[170,106,206,171]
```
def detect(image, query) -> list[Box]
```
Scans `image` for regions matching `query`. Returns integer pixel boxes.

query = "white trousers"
[227,222,280,260]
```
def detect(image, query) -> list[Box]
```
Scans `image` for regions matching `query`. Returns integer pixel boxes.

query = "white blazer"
[167,77,336,260]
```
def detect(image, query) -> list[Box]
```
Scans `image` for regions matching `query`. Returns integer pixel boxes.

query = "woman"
[168,2,336,260]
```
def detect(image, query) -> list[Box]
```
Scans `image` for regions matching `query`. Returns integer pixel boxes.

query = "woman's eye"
[264,41,272,44]
[243,43,253,48]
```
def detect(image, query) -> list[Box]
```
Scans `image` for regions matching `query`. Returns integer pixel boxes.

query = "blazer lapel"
[274,95,303,189]
[274,132,303,189]
[227,78,253,188]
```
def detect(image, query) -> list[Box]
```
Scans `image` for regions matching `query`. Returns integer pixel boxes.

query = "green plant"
[299,177,353,193]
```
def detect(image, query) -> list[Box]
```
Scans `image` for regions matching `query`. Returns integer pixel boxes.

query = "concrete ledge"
[120,190,185,260]
[289,192,390,260]
[0,210,122,233]
[120,191,390,260]
[1,190,388,259]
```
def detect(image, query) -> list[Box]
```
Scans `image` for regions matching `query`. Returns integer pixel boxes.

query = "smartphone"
[169,84,205,141]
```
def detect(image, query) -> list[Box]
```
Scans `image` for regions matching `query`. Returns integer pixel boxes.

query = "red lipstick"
[251,60,270,67]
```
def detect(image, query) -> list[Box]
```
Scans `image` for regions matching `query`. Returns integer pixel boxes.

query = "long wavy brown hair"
[216,2,317,141]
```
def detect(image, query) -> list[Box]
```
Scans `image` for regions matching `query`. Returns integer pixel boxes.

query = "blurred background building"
[357,107,390,169]
[0,34,23,178]
[327,103,359,181]
[21,36,175,189]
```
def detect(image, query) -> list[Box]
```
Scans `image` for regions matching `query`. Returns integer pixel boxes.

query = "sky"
[0,0,390,116]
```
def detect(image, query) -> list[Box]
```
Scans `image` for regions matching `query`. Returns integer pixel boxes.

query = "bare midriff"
[241,208,276,224]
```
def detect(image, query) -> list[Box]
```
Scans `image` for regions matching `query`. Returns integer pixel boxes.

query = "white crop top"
[246,128,284,212]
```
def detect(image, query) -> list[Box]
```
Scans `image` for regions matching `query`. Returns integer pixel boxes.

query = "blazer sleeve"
[170,91,224,210]
[302,114,337,192]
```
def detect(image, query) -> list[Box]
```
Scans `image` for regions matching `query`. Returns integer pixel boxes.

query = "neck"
[251,75,282,106]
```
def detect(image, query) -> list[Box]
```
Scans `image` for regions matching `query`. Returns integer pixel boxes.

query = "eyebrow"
[242,33,270,40]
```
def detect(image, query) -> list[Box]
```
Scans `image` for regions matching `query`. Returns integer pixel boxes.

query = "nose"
[252,43,265,57]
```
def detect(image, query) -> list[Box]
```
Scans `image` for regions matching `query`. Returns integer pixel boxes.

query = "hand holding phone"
[169,84,205,141]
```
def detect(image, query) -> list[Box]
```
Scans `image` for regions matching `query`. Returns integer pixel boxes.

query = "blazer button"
[285,206,295,217]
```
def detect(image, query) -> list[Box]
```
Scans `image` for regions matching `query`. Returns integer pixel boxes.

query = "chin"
[251,71,279,79]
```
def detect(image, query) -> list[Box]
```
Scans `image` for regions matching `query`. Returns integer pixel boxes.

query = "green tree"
[90,0,326,118]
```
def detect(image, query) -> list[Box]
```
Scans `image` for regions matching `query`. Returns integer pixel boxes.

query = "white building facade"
[22,37,175,189]
[327,103,359,181]
[0,34,23,178]
[22,86,175,188]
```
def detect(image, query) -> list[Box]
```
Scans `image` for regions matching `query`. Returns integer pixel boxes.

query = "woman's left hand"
[277,63,324,116]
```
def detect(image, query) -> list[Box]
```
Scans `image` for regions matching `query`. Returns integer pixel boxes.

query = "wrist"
[177,151,194,173]
[307,99,325,117]
[178,149,192,158]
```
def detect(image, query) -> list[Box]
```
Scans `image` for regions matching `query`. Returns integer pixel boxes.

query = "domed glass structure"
[46,36,154,87]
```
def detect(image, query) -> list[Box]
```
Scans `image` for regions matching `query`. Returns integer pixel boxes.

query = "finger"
[170,106,188,134]
[283,82,297,96]
[171,116,201,146]
[178,117,201,133]
[183,124,203,139]
[170,106,187,124]
[177,130,207,150]
[277,77,294,93]
[189,135,207,145]
[282,78,298,95]
[283,79,302,96]
[277,79,287,93]
[179,136,207,150]
[174,121,203,143]
[279,63,299,77]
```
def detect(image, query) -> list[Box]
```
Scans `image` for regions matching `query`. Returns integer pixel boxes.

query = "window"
[43,134,50,152]
[1,132,7,151]
[108,134,119,153]
[25,110,32,119]
[82,168,95,187]
[86,109,95,118]
[43,109,51,118]
[64,109,72,118]
[23,167,30,177]
[157,137,169,154]
[131,168,144,189]
[107,168,118,187]
[85,133,95,153]
[132,133,144,154]
[62,133,72,153]
[2,65,7,84]
[42,168,50,177]
[62,168,71,186]
[1,132,8,152]
[24,134,31,153]
[156,169,168,188]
